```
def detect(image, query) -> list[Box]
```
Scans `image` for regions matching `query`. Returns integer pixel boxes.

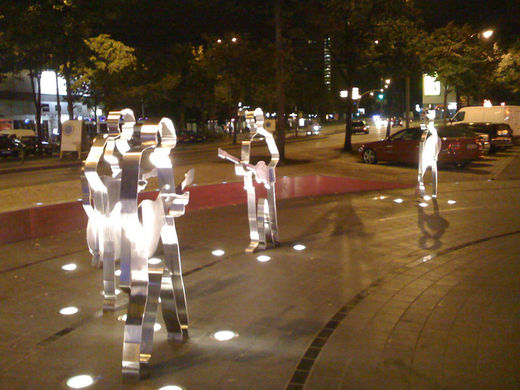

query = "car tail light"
[448,142,462,151]
[497,130,508,136]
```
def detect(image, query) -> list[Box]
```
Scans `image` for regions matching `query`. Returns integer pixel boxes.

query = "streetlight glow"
[482,29,494,39]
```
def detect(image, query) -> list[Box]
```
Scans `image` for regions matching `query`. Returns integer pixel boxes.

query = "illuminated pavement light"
[423,195,431,201]
[419,202,428,208]
[213,330,238,341]
[448,200,457,204]
[212,249,225,257]
[66,375,94,389]
[59,306,79,315]
[257,255,271,262]
[293,244,306,251]
[61,263,77,271]
[393,198,403,204]
[158,386,184,390]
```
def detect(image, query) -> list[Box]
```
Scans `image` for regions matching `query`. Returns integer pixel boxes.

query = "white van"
[451,105,520,142]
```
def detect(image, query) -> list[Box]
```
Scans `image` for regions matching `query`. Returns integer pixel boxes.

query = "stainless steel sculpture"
[82,109,192,379]
[218,107,279,252]
[418,121,441,198]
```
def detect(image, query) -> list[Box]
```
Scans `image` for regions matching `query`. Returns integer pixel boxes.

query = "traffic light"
[377,93,384,100]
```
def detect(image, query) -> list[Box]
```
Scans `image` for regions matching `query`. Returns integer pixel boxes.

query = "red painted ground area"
[0,175,412,245]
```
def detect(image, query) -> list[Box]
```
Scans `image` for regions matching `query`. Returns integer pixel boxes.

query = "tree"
[323,0,414,151]
[495,43,520,94]
[72,34,138,113]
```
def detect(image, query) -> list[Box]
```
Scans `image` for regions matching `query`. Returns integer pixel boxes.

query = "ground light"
[418,202,428,208]
[448,200,456,205]
[293,244,306,251]
[257,255,271,262]
[423,195,432,201]
[61,263,77,271]
[59,306,79,315]
[148,257,161,265]
[212,249,225,256]
[66,375,94,389]
[118,314,127,322]
[158,386,184,390]
[393,198,403,204]
[213,330,238,341]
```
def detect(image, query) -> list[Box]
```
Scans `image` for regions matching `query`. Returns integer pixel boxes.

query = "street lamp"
[481,29,494,39]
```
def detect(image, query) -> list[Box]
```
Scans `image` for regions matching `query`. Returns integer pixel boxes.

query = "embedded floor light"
[158,386,184,390]
[148,257,162,265]
[393,198,403,204]
[448,200,456,205]
[379,195,387,200]
[59,306,79,315]
[423,195,431,201]
[61,263,77,271]
[257,255,271,262]
[212,249,225,257]
[293,244,306,251]
[213,330,238,341]
[66,375,94,389]
[418,202,428,208]
[35,202,44,206]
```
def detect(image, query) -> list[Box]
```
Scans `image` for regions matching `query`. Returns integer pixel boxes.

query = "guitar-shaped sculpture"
[218,107,279,252]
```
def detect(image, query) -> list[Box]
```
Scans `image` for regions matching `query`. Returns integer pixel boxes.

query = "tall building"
[324,37,332,92]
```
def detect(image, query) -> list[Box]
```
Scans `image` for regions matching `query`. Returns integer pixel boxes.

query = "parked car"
[389,116,403,127]
[19,136,58,156]
[0,134,25,159]
[358,125,483,168]
[458,122,513,153]
[352,120,369,134]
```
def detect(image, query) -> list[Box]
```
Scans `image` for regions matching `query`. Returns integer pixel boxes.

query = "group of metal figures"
[81,107,279,379]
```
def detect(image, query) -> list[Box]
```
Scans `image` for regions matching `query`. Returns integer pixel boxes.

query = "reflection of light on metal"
[115,269,121,276]
[393,198,403,204]
[60,306,79,315]
[448,200,456,205]
[212,249,225,257]
[483,99,492,107]
[154,323,161,332]
[257,255,271,262]
[118,314,127,322]
[62,263,77,271]
[159,386,184,390]
[213,330,237,341]
[66,375,94,388]
[293,244,306,251]
[147,257,161,265]
[102,289,121,296]
[419,202,428,208]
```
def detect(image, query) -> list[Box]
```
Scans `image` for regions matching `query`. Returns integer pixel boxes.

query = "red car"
[358,125,483,168]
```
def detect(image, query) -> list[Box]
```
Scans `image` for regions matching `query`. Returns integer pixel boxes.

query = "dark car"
[20,136,58,156]
[0,134,24,159]
[352,120,369,134]
[458,122,513,153]
[389,116,403,127]
[358,125,483,168]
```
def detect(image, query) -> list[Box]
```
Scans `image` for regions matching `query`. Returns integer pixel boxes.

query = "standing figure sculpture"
[81,109,134,311]
[218,107,279,252]
[118,115,193,379]
[418,121,441,198]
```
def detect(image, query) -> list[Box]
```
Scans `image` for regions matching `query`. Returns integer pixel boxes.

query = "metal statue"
[81,109,132,311]
[118,115,193,379]
[83,108,193,379]
[218,107,279,252]
[418,120,441,198]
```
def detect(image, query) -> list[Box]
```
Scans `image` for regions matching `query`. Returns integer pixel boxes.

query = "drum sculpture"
[218,107,279,252]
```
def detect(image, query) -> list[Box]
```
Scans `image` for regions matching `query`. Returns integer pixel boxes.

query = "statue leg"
[257,198,267,250]
[432,163,438,198]
[244,174,259,252]
[139,264,162,365]
[122,258,148,380]
[267,186,279,246]
[161,222,189,340]
[102,239,117,311]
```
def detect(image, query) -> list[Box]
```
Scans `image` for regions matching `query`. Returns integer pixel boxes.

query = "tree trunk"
[29,70,43,140]
[343,95,353,151]
[443,82,449,125]
[64,67,74,119]
[274,0,286,161]
[405,76,410,128]
[55,72,62,137]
